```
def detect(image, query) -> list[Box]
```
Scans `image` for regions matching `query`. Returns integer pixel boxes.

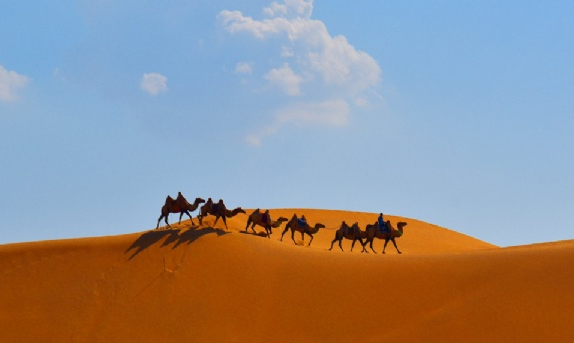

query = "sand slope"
[1,209,573,343]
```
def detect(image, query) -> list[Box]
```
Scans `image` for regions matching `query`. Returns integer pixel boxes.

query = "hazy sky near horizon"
[1,0,573,247]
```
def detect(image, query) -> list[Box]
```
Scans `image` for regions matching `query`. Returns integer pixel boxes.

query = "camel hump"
[261,210,270,223]
[165,195,176,206]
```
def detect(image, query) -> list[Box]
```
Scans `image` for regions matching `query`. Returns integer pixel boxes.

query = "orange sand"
[1,209,573,342]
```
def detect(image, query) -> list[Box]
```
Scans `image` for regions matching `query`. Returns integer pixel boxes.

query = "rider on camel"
[378,213,388,234]
[297,214,308,228]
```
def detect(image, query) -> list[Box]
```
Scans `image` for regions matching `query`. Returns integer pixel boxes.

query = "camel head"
[194,197,206,205]
[271,217,289,228]
[233,207,246,215]
[396,222,407,236]
[272,217,289,228]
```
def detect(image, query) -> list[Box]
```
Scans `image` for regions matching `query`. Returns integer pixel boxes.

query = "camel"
[156,192,205,230]
[197,198,246,230]
[329,221,366,252]
[280,214,325,247]
[245,209,288,238]
[363,220,407,254]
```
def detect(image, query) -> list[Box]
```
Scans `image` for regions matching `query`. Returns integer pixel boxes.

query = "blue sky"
[1,0,573,247]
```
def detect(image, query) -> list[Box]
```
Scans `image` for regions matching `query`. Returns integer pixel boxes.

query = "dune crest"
[1,209,573,343]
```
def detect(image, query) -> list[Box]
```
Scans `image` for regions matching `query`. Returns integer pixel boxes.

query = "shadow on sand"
[125,226,228,260]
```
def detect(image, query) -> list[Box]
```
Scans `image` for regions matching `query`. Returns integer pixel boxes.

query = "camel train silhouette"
[154,192,405,253]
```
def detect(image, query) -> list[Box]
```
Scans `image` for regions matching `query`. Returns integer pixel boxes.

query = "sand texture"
[1,209,573,342]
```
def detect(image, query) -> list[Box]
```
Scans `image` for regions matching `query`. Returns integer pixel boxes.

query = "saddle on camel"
[245,209,288,238]
[329,221,366,252]
[280,214,325,247]
[156,192,205,230]
[197,198,246,230]
[363,219,407,254]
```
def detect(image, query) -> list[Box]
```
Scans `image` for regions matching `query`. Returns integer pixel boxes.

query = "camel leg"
[390,238,401,254]
[180,210,194,226]
[266,225,272,238]
[291,230,298,245]
[307,233,314,246]
[369,239,377,254]
[280,227,289,241]
[361,240,368,253]
[157,213,172,230]
[382,239,389,254]
[358,238,367,253]
[156,214,164,230]
[338,239,344,252]
[221,216,228,230]
[329,238,337,251]
[351,239,357,252]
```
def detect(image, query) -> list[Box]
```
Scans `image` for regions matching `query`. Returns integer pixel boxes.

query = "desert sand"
[1,208,573,342]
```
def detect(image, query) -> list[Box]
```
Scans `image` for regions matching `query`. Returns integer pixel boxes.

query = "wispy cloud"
[0,63,30,102]
[247,99,349,147]
[140,73,168,96]
[218,0,381,146]
[235,62,253,74]
[264,63,303,96]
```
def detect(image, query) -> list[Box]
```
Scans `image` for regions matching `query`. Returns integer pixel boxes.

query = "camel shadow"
[239,230,270,238]
[126,226,228,260]
[172,226,228,249]
[126,229,180,260]
[161,225,201,247]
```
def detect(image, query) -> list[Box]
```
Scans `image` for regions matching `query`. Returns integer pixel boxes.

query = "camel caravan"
[155,192,407,254]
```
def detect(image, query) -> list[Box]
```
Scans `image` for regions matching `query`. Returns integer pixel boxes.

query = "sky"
[1,0,573,247]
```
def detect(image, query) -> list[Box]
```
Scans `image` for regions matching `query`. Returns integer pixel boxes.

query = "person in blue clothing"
[378,213,388,234]
[297,214,308,227]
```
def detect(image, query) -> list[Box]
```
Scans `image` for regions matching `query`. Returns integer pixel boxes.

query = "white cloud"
[0,64,30,102]
[264,63,303,96]
[219,0,381,145]
[264,0,313,19]
[235,62,253,74]
[219,0,380,95]
[247,99,349,146]
[140,73,168,96]
[276,98,349,126]
[263,2,287,17]
[281,46,294,57]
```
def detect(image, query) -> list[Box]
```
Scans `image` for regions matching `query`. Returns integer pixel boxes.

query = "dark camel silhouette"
[280,214,325,246]
[329,221,365,252]
[245,209,288,238]
[156,192,205,229]
[197,198,246,230]
[363,220,407,254]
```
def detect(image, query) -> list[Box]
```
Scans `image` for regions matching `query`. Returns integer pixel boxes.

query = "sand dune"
[1,209,573,342]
